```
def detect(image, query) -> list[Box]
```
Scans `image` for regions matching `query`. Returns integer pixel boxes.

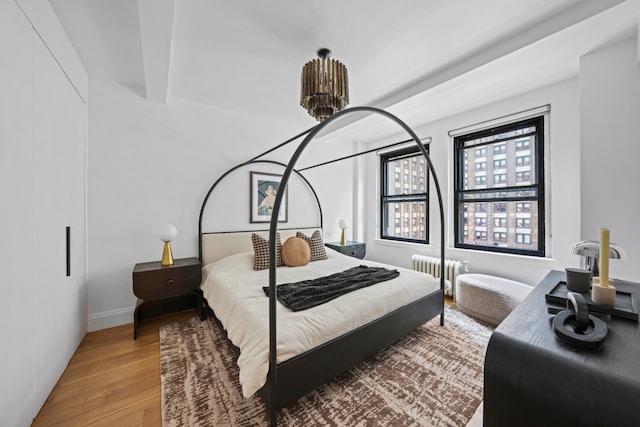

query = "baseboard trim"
[88,306,134,332]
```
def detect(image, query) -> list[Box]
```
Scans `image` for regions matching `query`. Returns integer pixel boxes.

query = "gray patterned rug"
[160,306,492,426]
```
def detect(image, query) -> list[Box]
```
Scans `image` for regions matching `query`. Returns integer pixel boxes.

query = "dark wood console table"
[484,270,640,426]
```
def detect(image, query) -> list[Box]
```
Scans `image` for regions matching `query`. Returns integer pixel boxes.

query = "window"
[516,171,531,182]
[380,145,429,243]
[454,116,545,256]
[493,159,506,169]
[494,232,507,242]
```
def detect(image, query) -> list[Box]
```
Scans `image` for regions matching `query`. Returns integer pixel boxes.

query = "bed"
[199,229,443,401]
[198,106,446,425]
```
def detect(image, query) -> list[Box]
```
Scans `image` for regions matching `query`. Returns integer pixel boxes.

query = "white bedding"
[200,249,440,398]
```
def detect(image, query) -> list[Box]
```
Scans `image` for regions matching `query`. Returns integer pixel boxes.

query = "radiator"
[410,254,468,301]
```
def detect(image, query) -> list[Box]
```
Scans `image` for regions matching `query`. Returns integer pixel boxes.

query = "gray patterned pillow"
[296,230,328,261]
[251,233,284,270]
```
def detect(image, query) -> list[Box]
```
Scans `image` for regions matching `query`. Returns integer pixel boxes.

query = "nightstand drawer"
[133,258,202,301]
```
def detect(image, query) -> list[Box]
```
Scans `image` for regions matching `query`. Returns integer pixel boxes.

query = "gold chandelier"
[300,48,349,122]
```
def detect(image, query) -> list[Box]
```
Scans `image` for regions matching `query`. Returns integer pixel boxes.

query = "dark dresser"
[484,270,640,426]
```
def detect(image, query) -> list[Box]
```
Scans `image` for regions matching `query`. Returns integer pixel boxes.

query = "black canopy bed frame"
[198,106,446,426]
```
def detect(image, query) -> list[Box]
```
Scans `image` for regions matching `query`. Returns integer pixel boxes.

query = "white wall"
[362,78,582,286]
[87,80,352,330]
[580,37,640,281]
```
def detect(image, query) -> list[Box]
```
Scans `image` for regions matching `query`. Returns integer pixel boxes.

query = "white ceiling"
[49,0,639,142]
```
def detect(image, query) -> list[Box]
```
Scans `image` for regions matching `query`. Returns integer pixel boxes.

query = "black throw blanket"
[262,265,400,311]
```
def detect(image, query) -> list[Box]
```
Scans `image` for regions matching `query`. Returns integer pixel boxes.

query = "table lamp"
[159,224,178,266]
[339,219,349,246]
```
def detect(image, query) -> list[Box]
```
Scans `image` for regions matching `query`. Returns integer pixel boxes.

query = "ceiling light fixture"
[300,48,349,122]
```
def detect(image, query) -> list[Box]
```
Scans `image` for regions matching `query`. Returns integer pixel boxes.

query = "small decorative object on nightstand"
[159,223,178,266]
[338,219,349,245]
[326,240,366,260]
[132,257,203,339]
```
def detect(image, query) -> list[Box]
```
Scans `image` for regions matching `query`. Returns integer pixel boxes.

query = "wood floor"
[33,296,456,426]
[32,310,197,427]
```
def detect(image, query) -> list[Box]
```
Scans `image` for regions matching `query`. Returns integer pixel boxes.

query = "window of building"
[493,159,507,169]
[516,171,531,182]
[475,161,487,171]
[494,232,507,242]
[517,218,531,228]
[454,116,545,256]
[380,145,429,243]
[493,143,507,155]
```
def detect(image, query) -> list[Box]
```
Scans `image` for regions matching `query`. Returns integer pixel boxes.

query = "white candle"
[599,227,610,287]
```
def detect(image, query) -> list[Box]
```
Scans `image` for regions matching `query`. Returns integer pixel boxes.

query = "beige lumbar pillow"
[282,237,311,267]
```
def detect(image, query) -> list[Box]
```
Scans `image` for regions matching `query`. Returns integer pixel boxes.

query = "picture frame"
[250,171,288,223]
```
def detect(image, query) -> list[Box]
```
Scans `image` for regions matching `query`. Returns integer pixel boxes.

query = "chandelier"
[300,48,349,122]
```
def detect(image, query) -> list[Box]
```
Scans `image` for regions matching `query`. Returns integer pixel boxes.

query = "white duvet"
[200,250,440,398]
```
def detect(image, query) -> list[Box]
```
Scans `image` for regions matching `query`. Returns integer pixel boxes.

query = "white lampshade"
[338,219,349,230]
[159,224,178,242]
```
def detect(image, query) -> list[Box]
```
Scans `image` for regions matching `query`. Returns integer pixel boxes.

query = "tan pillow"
[282,237,311,267]
[296,230,328,261]
[251,233,284,270]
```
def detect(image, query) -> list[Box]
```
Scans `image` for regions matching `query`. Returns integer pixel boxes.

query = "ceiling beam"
[320,0,628,137]
[137,0,174,103]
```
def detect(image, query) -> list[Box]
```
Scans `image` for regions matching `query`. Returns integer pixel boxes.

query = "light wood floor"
[33,297,456,426]
[32,310,197,427]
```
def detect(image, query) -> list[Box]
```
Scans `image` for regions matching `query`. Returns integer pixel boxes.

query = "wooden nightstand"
[132,257,203,339]
[325,241,366,259]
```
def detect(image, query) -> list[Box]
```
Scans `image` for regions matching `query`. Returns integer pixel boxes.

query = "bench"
[455,273,533,326]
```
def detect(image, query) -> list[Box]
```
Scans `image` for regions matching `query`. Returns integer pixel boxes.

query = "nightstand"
[325,241,366,259]
[132,257,203,339]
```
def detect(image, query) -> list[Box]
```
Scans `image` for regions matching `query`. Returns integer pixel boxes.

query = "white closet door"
[32,33,86,412]
[0,2,37,425]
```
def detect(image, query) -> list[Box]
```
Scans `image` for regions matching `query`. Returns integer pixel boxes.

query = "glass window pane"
[383,201,427,240]
[385,153,426,196]
[458,201,538,251]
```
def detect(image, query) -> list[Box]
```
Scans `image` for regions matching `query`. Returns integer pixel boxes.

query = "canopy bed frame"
[198,106,446,426]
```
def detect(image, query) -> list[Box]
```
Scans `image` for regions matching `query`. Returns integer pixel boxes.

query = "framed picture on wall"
[250,171,288,223]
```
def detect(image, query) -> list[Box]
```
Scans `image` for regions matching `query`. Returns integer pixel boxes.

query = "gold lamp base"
[161,241,174,266]
[340,229,347,246]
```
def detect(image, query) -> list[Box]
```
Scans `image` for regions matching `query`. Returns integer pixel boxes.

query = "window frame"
[380,144,429,244]
[453,116,545,256]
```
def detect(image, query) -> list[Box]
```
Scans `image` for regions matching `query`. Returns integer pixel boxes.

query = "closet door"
[32,33,86,412]
[0,2,36,425]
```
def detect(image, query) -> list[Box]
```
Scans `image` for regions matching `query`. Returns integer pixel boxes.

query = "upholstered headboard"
[201,227,322,266]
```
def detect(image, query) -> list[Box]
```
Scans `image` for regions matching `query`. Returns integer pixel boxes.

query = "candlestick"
[599,227,610,287]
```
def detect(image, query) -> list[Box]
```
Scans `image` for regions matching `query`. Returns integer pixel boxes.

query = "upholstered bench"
[455,273,533,326]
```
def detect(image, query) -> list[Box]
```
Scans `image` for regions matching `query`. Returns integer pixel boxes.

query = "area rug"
[160,306,493,426]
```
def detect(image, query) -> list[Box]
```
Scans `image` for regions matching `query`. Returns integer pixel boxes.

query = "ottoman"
[455,273,533,326]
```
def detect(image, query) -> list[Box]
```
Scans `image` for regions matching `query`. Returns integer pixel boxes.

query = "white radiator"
[410,254,468,301]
